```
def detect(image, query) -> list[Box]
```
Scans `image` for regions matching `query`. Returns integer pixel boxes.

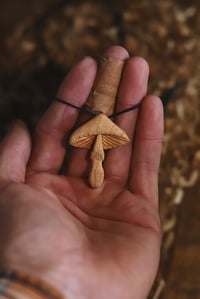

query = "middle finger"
[104,56,149,186]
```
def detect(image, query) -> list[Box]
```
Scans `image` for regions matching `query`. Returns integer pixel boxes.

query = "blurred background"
[0,0,200,298]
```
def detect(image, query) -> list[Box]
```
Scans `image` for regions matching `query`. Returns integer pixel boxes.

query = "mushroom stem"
[89,134,105,188]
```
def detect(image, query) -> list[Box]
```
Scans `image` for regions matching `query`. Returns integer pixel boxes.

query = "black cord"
[54,97,141,118]
[109,103,141,117]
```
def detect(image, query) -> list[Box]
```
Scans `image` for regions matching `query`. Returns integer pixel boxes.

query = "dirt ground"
[0,1,200,298]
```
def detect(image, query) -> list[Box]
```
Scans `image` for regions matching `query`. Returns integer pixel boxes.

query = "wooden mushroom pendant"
[70,114,129,188]
[69,56,129,188]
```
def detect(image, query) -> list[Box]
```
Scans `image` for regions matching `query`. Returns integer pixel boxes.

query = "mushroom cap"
[69,114,129,149]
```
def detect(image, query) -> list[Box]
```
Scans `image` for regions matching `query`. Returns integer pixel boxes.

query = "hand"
[0,46,163,299]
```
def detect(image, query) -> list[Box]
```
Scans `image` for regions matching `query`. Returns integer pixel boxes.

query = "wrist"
[0,269,65,299]
[0,247,84,299]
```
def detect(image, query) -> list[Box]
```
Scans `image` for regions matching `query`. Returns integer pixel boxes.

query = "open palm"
[0,46,163,299]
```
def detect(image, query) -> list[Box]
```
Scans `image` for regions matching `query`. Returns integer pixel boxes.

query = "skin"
[0,46,164,299]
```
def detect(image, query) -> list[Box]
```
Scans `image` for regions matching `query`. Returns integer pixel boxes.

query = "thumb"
[0,120,31,187]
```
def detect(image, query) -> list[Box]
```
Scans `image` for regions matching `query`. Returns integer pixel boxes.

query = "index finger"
[27,57,97,175]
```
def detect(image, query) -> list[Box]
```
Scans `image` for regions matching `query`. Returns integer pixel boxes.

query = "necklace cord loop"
[54,97,141,118]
